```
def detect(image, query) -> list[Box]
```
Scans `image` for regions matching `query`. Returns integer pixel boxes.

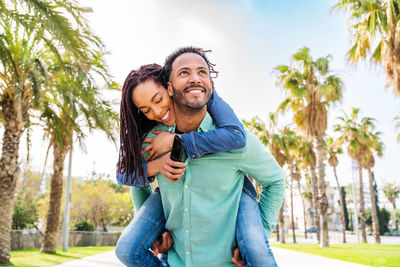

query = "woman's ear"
[167,82,173,97]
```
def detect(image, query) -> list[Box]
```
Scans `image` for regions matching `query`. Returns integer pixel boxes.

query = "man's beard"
[171,84,212,111]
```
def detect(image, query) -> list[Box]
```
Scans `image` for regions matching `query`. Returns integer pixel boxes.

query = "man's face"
[167,53,213,110]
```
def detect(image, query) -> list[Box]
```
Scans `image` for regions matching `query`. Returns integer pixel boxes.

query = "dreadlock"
[163,46,218,82]
[118,64,165,184]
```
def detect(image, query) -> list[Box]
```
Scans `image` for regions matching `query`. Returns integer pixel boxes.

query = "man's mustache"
[183,85,207,92]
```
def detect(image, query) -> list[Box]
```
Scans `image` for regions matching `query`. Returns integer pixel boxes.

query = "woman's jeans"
[115,190,277,267]
[236,192,277,267]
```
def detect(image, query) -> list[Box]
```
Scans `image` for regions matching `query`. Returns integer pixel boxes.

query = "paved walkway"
[53,247,369,267]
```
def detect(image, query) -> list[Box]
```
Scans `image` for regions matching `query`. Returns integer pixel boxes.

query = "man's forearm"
[258,177,285,238]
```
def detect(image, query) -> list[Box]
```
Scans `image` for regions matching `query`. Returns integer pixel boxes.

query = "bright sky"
[18,0,399,204]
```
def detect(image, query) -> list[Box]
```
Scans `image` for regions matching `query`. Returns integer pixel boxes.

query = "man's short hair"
[163,46,218,81]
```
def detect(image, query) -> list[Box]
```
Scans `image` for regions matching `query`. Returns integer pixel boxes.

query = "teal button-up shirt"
[132,113,285,267]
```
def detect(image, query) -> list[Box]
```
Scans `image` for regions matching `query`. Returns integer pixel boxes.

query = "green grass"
[1,246,115,267]
[272,243,400,267]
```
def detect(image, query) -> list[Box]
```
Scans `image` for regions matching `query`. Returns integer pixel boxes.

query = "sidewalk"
[53,250,124,267]
[53,248,369,267]
[272,247,368,267]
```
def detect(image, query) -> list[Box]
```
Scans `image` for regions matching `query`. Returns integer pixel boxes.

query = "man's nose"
[189,73,201,84]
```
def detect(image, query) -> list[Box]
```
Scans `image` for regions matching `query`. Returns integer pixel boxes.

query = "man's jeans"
[115,190,277,267]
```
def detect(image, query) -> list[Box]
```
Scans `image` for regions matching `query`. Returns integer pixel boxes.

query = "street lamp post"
[62,143,73,251]
[62,93,74,252]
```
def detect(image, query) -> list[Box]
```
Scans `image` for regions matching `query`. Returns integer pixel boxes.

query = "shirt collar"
[197,112,213,133]
[170,112,213,134]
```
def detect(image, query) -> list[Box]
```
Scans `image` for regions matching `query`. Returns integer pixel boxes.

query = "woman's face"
[132,80,176,126]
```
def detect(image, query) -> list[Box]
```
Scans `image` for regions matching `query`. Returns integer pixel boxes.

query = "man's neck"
[174,105,207,133]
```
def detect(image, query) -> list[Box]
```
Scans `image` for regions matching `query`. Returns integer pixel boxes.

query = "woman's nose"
[153,106,163,117]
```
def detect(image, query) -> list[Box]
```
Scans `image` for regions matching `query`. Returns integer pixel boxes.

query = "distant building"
[286,180,342,232]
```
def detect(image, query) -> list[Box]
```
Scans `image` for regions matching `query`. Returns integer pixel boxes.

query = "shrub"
[73,219,95,231]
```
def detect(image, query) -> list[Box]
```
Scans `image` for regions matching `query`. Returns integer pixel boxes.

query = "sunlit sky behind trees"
[18,0,399,204]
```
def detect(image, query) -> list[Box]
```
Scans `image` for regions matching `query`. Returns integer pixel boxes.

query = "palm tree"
[0,1,98,263]
[395,115,400,142]
[39,55,118,253]
[361,130,384,243]
[382,182,400,210]
[382,182,400,229]
[275,47,344,247]
[276,127,301,244]
[293,165,308,239]
[333,0,400,95]
[298,139,320,241]
[0,20,49,264]
[335,107,375,243]
[326,136,347,243]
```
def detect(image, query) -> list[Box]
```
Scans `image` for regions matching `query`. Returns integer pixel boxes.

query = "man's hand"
[156,152,185,182]
[232,247,244,267]
[142,131,176,161]
[151,231,174,256]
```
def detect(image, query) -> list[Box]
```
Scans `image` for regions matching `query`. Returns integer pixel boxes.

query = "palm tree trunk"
[333,166,346,243]
[0,96,27,264]
[357,161,367,243]
[367,168,381,244]
[278,199,286,244]
[392,202,398,230]
[309,165,320,241]
[41,141,70,253]
[290,172,296,243]
[297,180,308,239]
[276,223,280,242]
[316,135,329,247]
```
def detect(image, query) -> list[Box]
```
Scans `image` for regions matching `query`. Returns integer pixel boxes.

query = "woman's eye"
[142,109,150,114]
[155,97,162,103]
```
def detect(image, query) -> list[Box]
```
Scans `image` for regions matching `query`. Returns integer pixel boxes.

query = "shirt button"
[186,230,189,233]
[186,251,190,255]
[192,155,196,158]
[185,208,188,212]
[184,185,188,189]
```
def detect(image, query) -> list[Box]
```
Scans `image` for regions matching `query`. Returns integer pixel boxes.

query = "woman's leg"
[115,190,168,267]
[236,191,278,267]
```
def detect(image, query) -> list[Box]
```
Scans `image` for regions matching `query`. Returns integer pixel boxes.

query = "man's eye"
[199,70,207,75]
[179,71,188,76]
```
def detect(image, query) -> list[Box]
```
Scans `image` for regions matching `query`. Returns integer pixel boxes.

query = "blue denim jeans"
[115,189,277,267]
[236,192,278,267]
[115,190,169,267]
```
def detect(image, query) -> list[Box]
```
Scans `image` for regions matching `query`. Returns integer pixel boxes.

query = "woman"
[115,63,276,267]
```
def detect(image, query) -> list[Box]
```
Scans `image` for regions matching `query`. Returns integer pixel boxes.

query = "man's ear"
[167,81,173,97]
[211,79,214,94]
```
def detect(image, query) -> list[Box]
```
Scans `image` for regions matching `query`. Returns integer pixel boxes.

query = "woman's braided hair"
[118,64,165,184]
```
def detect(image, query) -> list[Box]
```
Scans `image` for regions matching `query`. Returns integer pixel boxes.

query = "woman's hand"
[142,130,176,161]
[232,247,244,267]
[151,231,174,256]
[156,152,186,182]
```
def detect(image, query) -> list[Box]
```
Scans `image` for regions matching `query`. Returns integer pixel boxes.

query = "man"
[136,47,285,266]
